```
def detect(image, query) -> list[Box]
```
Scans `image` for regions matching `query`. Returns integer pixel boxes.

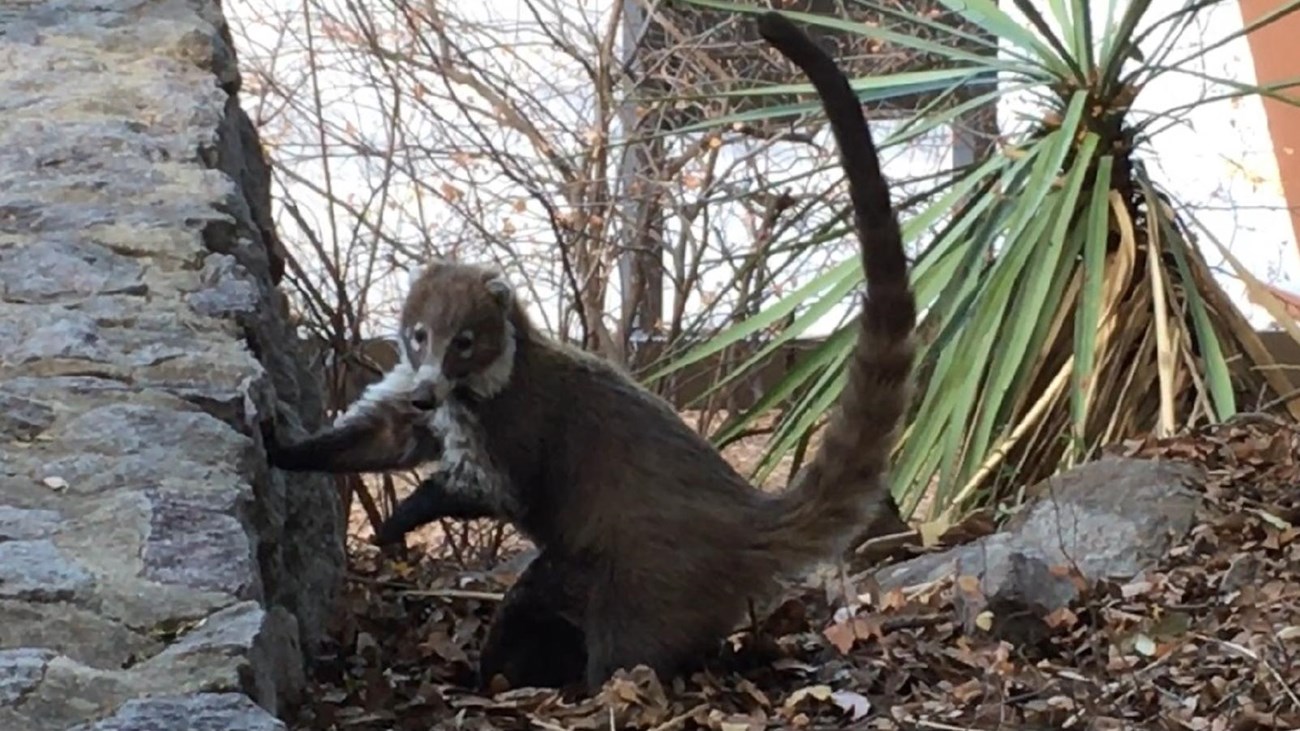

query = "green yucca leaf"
[655,158,968,389]
[889,150,1040,476]
[958,198,1059,483]
[745,148,1016,468]
[932,0,1069,74]
[647,257,857,381]
[851,0,1021,61]
[1070,154,1114,452]
[1071,0,1096,72]
[1166,233,1236,421]
[1011,0,1085,82]
[939,116,1086,501]
[962,131,1099,497]
[713,324,857,449]
[663,70,990,140]
[1004,224,1085,430]
[1096,0,1127,67]
[721,68,991,100]
[667,140,1013,403]
[685,268,860,407]
[1099,0,1155,95]
[754,338,851,482]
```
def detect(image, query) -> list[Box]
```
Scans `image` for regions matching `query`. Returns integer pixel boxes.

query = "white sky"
[227,0,1299,339]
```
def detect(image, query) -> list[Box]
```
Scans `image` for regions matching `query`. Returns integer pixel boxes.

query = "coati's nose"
[410,382,439,411]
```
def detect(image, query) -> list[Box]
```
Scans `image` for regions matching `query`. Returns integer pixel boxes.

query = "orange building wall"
[1237,0,1300,250]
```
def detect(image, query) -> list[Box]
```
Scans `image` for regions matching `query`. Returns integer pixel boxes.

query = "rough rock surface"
[0,1,343,729]
[874,457,1204,645]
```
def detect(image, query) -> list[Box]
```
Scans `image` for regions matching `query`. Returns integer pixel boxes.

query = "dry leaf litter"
[289,417,1300,730]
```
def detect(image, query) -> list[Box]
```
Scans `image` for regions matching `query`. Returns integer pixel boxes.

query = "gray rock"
[142,488,256,598]
[0,540,94,602]
[33,452,244,497]
[144,602,304,714]
[0,506,63,541]
[0,239,146,304]
[54,403,250,465]
[0,299,253,377]
[0,376,131,401]
[71,693,286,731]
[0,392,56,441]
[0,648,55,706]
[6,655,140,730]
[876,458,1203,644]
[186,254,261,319]
[1,309,113,365]
[0,601,159,671]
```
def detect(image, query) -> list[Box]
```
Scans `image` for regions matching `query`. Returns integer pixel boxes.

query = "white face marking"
[415,356,452,400]
[397,330,411,366]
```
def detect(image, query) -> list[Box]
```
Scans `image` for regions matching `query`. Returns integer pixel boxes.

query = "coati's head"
[399,261,518,402]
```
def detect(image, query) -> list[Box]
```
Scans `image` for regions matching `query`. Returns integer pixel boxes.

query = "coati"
[269,11,916,693]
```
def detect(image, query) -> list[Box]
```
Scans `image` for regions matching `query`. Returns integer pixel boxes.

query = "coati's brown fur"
[267,359,442,475]
[477,548,591,689]
[270,11,916,692]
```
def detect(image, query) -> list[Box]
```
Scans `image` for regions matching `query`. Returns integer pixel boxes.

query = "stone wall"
[0,1,344,729]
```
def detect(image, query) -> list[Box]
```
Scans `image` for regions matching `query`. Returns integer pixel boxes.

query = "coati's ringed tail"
[750,11,917,568]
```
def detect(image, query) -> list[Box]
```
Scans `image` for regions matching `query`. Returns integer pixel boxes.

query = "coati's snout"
[409,380,439,412]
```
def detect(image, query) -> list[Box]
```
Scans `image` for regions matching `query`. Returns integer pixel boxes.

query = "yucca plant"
[654,0,1300,524]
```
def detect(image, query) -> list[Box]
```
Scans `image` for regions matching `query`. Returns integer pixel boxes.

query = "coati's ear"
[408,257,450,285]
[483,272,514,310]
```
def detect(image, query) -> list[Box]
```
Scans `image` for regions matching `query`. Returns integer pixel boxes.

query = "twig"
[906,718,982,730]
[647,703,708,731]
[1193,632,1300,710]
[853,528,921,556]
[398,588,505,602]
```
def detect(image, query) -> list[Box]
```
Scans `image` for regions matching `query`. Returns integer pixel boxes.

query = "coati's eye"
[451,329,475,355]
[410,325,427,346]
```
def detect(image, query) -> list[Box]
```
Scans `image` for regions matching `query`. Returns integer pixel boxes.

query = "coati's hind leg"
[478,549,590,691]
[582,559,741,692]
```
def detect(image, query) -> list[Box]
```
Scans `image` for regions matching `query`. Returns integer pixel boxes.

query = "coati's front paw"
[371,518,409,548]
[370,532,411,561]
[263,432,307,470]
